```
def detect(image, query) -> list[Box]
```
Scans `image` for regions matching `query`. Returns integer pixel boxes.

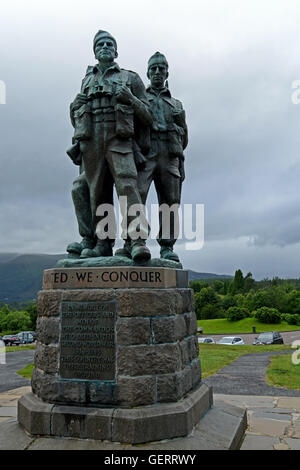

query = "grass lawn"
[5,345,36,353]
[198,317,300,335]
[266,353,300,389]
[17,363,34,379]
[198,343,291,378]
[16,344,298,391]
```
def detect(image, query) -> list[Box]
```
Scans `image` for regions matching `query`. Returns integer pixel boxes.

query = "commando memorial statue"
[66,30,152,263]
[17,30,246,449]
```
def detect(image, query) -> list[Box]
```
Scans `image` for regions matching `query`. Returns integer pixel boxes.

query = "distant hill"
[0,253,65,303]
[0,253,232,303]
[188,270,233,281]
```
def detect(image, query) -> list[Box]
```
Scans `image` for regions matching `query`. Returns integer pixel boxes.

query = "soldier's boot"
[131,240,151,263]
[160,245,180,263]
[114,239,132,259]
[80,239,113,258]
[67,237,96,258]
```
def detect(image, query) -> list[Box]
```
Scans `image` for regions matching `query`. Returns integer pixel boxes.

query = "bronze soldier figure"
[66,30,152,262]
[116,52,188,262]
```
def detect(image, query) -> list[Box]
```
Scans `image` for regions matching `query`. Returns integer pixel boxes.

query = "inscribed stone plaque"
[59,300,116,381]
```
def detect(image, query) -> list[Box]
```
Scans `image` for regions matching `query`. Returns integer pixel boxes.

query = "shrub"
[281,313,300,326]
[226,306,249,322]
[253,307,281,324]
[196,303,225,320]
[222,295,237,311]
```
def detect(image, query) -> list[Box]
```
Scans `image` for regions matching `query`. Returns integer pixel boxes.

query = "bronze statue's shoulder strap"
[119,68,130,86]
[81,65,95,93]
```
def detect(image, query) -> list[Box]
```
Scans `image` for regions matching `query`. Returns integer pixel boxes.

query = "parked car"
[216,336,245,345]
[2,335,21,346]
[198,337,215,344]
[253,332,284,345]
[18,332,35,344]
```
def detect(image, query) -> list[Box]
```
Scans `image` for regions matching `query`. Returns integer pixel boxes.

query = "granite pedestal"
[18,266,244,446]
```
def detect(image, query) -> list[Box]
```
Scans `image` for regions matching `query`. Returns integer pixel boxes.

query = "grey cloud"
[1,0,300,278]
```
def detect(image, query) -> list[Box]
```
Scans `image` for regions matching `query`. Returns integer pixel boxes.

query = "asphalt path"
[0,349,35,392]
[203,350,300,396]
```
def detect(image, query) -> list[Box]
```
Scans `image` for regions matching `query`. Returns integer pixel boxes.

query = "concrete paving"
[1,387,300,450]
[215,393,300,450]
[0,386,246,450]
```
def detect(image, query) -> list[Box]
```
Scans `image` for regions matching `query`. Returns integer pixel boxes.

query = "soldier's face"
[148,64,168,88]
[94,38,117,63]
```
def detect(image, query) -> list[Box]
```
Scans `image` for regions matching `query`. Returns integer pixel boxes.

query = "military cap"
[147,52,169,71]
[93,30,117,52]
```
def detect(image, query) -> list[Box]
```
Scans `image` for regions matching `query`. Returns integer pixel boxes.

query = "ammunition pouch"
[133,141,147,169]
[167,126,184,158]
[66,142,82,166]
[73,104,92,141]
[115,103,134,138]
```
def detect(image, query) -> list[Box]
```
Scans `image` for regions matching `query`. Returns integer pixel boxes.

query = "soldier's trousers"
[137,141,182,249]
[80,121,148,243]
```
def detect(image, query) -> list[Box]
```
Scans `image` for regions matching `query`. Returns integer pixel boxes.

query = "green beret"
[93,30,117,52]
[148,52,169,70]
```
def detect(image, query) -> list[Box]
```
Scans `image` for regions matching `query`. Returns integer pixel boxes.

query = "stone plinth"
[18,267,213,444]
[43,266,188,290]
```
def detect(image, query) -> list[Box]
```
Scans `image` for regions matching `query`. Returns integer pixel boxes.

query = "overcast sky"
[1,0,300,279]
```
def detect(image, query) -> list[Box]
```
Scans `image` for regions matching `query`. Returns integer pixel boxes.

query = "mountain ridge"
[0,253,232,303]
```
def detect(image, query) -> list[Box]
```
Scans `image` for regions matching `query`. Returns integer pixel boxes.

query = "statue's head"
[93,30,118,63]
[147,52,169,88]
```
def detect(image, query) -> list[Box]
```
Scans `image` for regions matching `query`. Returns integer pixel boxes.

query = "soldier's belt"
[151,131,169,141]
[93,113,116,123]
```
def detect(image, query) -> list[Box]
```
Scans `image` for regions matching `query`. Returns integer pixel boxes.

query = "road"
[199,330,300,345]
[0,349,35,392]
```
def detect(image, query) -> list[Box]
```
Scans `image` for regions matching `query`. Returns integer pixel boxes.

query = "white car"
[216,336,245,345]
[198,337,215,344]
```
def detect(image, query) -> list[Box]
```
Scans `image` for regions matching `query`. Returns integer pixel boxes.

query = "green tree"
[253,307,281,324]
[0,311,31,333]
[283,290,300,314]
[222,295,237,311]
[0,304,10,316]
[244,272,255,292]
[24,302,37,330]
[226,306,249,321]
[230,269,245,294]
[212,280,224,293]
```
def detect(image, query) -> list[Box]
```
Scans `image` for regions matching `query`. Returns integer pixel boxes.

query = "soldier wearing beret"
[117,52,188,262]
[67,30,152,262]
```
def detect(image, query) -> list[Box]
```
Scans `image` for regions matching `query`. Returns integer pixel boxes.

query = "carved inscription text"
[59,301,116,381]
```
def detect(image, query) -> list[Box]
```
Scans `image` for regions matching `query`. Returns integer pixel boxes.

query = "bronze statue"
[116,52,188,262]
[67,30,152,262]
[66,41,187,265]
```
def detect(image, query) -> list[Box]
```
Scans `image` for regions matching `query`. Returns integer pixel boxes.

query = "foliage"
[253,307,281,324]
[0,303,36,334]
[194,287,224,319]
[190,269,300,320]
[281,313,300,326]
[197,317,298,334]
[226,306,249,322]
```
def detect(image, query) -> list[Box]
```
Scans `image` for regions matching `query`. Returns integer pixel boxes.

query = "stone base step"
[2,397,246,450]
